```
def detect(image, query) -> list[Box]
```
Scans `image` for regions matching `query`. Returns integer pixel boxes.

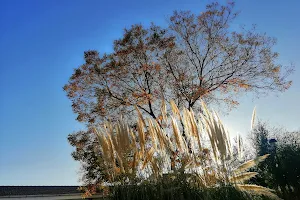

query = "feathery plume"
[251,106,256,130]
[234,154,270,174]
[230,172,258,183]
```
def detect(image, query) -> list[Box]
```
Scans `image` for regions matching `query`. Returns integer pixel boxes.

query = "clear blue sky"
[0,0,299,186]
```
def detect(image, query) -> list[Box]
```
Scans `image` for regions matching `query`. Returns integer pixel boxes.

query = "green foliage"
[251,122,270,156]
[250,122,300,199]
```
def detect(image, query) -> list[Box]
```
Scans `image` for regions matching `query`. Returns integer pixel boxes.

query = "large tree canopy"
[64,2,293,187]
[64,2,292,125]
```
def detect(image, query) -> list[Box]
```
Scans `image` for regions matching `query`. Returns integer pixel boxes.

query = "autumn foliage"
[64,2,293,125]
[64,2,293,196]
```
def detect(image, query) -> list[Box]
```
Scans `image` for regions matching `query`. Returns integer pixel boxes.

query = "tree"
[250,122,270,157]
[64,2,293,188]
[64,2,293,125]
[67,130,104,186]
[164,2,293,111]
[64,24,175,125]
[250,122,300,200]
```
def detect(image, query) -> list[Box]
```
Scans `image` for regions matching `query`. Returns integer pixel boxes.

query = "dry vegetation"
[81,101,279,200]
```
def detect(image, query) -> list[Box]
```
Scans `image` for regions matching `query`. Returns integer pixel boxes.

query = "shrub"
[250,122,300,199]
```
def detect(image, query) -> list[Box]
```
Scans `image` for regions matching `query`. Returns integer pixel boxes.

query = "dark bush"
[250,122,300,200]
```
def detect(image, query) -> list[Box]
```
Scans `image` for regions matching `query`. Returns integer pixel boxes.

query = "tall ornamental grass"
[83,100,279,200]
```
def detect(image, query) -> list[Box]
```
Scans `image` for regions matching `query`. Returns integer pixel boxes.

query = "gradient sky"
[0,0,299,186]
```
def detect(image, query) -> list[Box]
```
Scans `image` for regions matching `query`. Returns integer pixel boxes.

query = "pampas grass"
[233,154,270,174]
[229,172,258,183]
[251,106,256,130]
[236,184,281,200]
[87,101,278,200]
